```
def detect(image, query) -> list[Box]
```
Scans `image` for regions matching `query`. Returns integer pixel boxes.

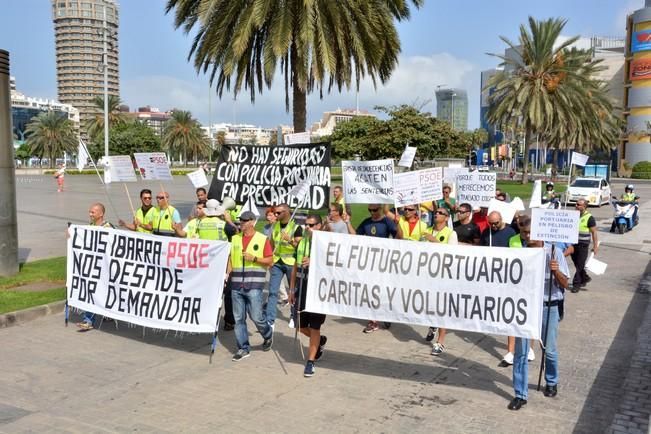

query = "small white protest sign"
[134,152,173,181]
[342,159,394,204]
[240,196,260,218]
[586,253,607,275]
[106,155,137,182]
[284,131,311,145]
[571,151,589,167]
[531,208,580,244]
[393,167,443,207]
[443,167,469,184]
[488,198,517,225]
[511,197,526,212]
[397,146,417,168]
[186,168,209,188]
[456,171,496,208]
[529,180,542,208]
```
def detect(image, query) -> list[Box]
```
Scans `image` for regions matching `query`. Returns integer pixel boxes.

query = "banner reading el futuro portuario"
[208,144,331,209]
[305,231,546,340]
[66,225,230,333]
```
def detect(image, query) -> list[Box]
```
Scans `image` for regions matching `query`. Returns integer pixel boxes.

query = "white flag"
[288,174,314,203]
[571,152,589,167]
[529,180,542,208]
[240,196,260,218]
[398,146,417,168]
[186,169,209,188]
[77,140,90,172]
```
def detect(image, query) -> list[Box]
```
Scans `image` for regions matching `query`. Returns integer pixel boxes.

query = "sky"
[0,0,643,130]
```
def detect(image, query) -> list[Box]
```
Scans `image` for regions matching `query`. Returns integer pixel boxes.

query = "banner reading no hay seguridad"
[208,143,331,209]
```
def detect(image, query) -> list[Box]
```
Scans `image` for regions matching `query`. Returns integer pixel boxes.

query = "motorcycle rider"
[621,185,639,223]
[543,182,556,201]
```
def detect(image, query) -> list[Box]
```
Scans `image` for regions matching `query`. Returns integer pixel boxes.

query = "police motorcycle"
[610,185,639,234]
[541,182,561,209]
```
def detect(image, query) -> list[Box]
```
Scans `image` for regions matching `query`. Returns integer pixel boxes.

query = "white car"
[566,177,611,206]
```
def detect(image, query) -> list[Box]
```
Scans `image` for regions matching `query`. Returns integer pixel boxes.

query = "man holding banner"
[118,189,154,234]
[289,214,328,377]
[395,205,430,241]
[268,203,303,326]
[228,211,274,361]
[149,192,182,237]
[509,218,569,410]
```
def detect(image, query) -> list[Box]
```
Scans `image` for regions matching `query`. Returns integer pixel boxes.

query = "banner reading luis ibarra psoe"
[66,226,230,333]
[305,231,546,340]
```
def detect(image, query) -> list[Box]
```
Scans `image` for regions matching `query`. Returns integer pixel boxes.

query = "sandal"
[363,321,379,333]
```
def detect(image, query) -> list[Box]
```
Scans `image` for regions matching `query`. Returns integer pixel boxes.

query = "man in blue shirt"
[356,204,397,332]
[508,218,569,410]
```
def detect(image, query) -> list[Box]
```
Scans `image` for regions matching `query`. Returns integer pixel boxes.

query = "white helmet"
[626,184,635,191]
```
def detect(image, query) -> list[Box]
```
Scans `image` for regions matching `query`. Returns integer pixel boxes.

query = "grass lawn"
[497,181,566,200]
[0,288,66,314]
[0,257,66,314]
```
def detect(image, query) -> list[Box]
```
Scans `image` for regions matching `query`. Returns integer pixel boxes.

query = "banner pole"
[209,306,222,364]
[64,300,69,327]
[80,138,121,221]
[294,268,306,361]
[123,183,136,218]
[537,243,555,391]
[565,163,573,209]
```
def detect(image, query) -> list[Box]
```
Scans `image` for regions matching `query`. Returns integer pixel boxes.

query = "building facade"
[11,76,80,146]
[127,106,172,137]
[310,108,375,137]
[625,0,651,166]
[51,0,119,127]
[203,123,277,146]
[436,88,468,131]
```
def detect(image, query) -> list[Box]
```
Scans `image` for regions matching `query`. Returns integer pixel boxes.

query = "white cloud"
[121,52,483,130]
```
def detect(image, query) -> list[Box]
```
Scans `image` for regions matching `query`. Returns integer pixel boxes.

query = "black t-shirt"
[453,221,480,244]
[480,226,516,247]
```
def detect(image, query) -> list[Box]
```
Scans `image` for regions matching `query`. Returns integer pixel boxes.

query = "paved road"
[1,175,649,432]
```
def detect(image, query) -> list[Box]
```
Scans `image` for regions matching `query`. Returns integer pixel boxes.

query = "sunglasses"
[488,221,500,226]
[404,208,416,212]
[156,196,165,200]
[142,197,152,200]
[457,209,469,214]
[274,210,285,215]
[435,211,448,216]
[368,208,380,212]
[306,222,318,227]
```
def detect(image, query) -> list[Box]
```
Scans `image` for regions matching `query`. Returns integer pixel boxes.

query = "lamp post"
[0,49,19,276]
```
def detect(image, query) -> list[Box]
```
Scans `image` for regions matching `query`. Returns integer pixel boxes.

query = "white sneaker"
[528,347,535,361]
[502,352,514,365]
[288,318,295,329]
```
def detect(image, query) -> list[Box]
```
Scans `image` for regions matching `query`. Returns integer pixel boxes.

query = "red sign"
[630,58,651,81]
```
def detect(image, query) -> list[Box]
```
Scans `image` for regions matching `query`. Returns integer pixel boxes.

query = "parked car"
[566,177,611,206]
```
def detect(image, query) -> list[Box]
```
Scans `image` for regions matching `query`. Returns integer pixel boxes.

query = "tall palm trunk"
[291,43,306,133]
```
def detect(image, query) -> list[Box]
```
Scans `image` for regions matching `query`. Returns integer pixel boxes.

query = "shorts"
[298,311,326,330]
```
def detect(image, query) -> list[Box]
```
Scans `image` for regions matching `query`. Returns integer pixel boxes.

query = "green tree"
[162,110,209,165]
[165,0,422,132]
[487,17,608,183]
[109,122,161,157]
[14,143,32,162]
[86,95,131,142]
[24,111,78,168]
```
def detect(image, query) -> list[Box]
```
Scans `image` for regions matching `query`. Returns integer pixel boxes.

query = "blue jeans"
[513,305,559,399]
[232,288,272,352]
[267,262,293,324]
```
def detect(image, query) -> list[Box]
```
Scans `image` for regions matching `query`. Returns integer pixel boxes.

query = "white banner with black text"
[66,225,230,333]
[305,231,546,339]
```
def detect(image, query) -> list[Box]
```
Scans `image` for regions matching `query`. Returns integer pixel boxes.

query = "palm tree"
[25,111,78,168]
[162,110,209,165]
[85,94,130,142]
[486,17,605,183]
[165,0,422,132]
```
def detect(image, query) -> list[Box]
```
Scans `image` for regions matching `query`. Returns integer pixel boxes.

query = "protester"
[333,185,352,216]
[263,207,276,237]
[436,185,457,217]
[54,163,65,192]
[267,203,302,326]
[356,204,397,333]
[453,202,480,245]
[227,211,274,361]
[324,202,355,234]
[148,192,182,236]
[422,207,457,354]
[571,199,598,292]
[480,211,516,247]
[196,187,208,203]
[289,214,328,377]
[472,207,489,234]
[395,205,430,241]
[77,202,113,331]
[480,210,517,365]
[118,189,154,234]
[508,217,569,410]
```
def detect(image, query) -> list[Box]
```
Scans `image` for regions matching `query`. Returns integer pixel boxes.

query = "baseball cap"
[239,211,257,222]
[203,199,225,217]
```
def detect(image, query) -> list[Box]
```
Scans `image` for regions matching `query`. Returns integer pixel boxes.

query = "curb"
[0,300,66,329]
